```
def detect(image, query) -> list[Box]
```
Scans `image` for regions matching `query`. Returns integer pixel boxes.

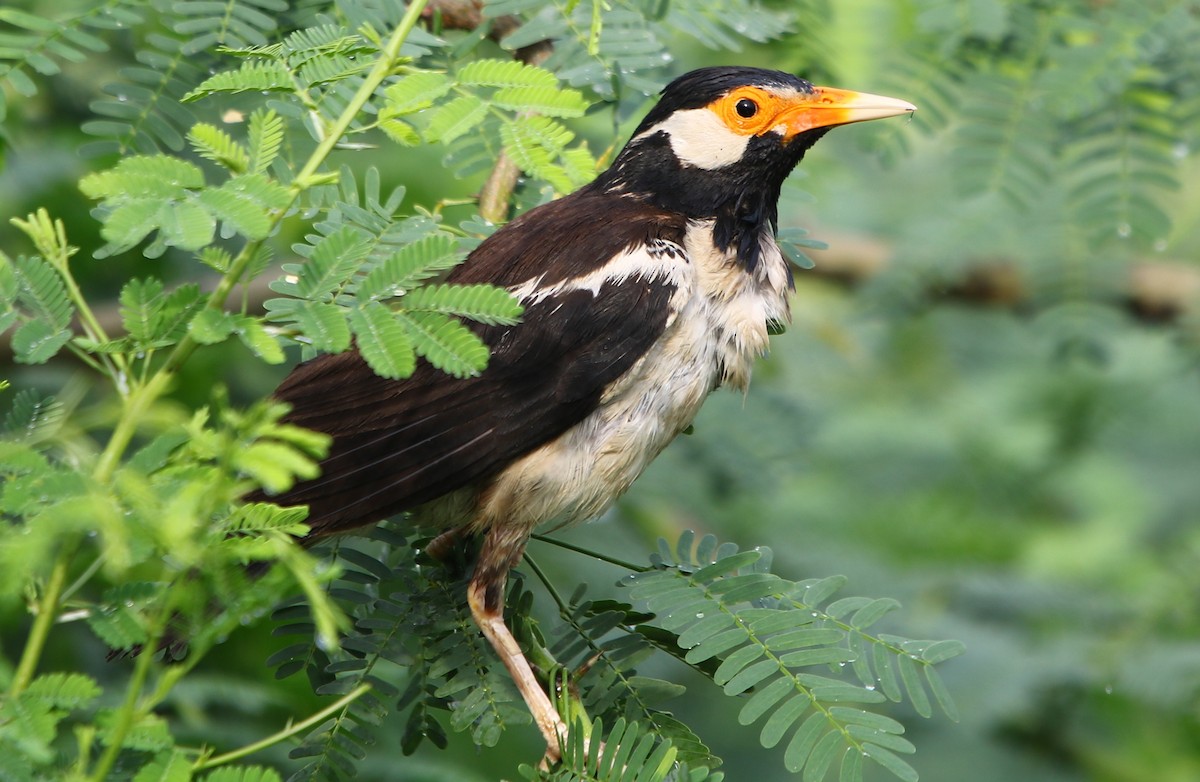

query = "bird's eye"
[734,98,758,118]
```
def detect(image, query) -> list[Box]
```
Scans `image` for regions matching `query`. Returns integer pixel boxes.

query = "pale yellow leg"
[467,579,568,763]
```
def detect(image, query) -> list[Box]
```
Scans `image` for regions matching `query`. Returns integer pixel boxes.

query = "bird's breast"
[685,220,793,390]
[463,226,790,537]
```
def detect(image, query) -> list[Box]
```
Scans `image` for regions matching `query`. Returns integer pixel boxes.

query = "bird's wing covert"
[264,194,689,535]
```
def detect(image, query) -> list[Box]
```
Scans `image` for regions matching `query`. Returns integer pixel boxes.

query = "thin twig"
[530,534,650,573]
[193,684,372,770]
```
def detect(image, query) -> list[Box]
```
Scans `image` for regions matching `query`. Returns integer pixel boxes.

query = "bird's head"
[593,66,915,270]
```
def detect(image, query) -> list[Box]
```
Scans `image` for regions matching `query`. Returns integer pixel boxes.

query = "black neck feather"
[589,128,828,273]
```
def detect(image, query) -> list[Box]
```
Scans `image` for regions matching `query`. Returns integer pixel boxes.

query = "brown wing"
[262,192,687,536]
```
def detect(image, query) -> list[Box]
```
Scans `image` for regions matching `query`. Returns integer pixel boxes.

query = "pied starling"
[267,66,915,759]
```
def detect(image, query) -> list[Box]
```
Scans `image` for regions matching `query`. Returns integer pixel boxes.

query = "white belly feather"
[461,224,792,536]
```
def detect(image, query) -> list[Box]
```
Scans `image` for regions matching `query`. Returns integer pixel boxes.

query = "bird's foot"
[539,666,607,769]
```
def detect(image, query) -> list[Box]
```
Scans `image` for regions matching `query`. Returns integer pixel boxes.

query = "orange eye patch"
[709,86,802,136]
[708,84,916,140]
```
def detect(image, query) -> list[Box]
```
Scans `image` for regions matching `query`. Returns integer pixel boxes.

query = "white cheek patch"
[637,108,751,170]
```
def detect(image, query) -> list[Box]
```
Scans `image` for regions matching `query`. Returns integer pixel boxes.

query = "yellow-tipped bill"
[780,87,916,138]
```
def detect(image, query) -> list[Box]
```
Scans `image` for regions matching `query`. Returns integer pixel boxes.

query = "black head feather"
[590,67,824,272]
[630,66,816,137]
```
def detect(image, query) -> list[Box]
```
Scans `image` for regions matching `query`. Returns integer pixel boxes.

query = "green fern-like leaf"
[355,234,464,300]
[952,70,1054,210]
[501,115,595,192]
[81,154,205,200]
[82,28,206,156]
[265,299,352,352]
[0,3,142,123]
[234,440,319,494]
[400,283,523,326]
[197,175,290,241]
[96,709,174,753]
[189,309,237,345]
[172,0,285,55]
[538,588,717,768]
[159,283,205,343]
[492,85,589,117]
[0,253,16,309]
[560,146,599,188]
[349,301,416,379]
[224,502,310,537]
[623,533,962,782]
[297,53,372,87]
[274,225,374,301]
[1064,83,1179,247]
[280,531,527,777]
[9,319,73,364]
[520,717,680,782]
[99,200,185,256]
[666,0,788,51]
[302,166,439,273]
[504,138,576,191]
[88,600,150,651]
[279,24,373,62]
[183,60,293,101]
[457,59,560,89]
[11,255,73,330]
[504,114,576,153]
[424,94,489,144]
[441,118,503,180]
[0,689,63,763]
[202,765,282,782]
[246,108,284,175]
[383,71,454,115]
[188,123,250,173]
[499,13,572,53]
[23,673,102,710]
[379,117,421,146]
[394,311,489,378]
[234,316,285,364]
[120,277,166,345]
[2,389,64,442]
[912,0,1010,51]
[133,751,192,782]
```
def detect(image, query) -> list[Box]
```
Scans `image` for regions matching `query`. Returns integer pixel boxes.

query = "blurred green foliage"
[2,0,1200,781]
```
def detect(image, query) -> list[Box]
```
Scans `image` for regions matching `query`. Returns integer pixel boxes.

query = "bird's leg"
[425,523,471,564]
[467,526,570,764]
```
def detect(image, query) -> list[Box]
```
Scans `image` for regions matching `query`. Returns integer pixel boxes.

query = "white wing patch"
[508,240,690,304]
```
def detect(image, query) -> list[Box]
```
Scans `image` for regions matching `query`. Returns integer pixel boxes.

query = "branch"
[424,0,554,223]
[193,684,372,771]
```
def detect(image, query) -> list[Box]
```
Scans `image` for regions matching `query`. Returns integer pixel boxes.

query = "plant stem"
[60,554,105,604]
[8,0,431,717]
[53,248,130,383]
[86,591,175,782]
[193,684,372,770]
[523,552,569,615]
[89,0,431,486]
[93,369,171,483]
[530,534,649,573]
[7,550,72,698]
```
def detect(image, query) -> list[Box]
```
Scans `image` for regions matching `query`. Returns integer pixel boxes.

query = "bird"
[264,66,915,761]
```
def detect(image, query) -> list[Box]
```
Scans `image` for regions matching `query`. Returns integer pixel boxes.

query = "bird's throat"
[592,130,810,273]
